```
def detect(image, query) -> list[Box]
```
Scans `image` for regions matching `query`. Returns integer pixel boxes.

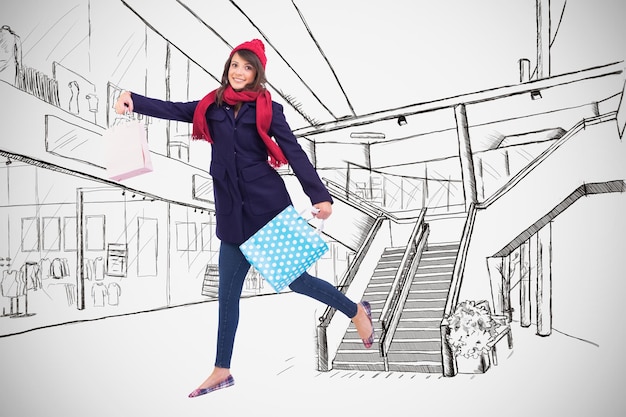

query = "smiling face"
[228,52,257,91]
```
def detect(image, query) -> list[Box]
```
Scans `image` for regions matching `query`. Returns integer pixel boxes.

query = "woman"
[115,39,374,398]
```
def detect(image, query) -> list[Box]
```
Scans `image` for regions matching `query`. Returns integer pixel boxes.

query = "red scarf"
[192,86,288,168]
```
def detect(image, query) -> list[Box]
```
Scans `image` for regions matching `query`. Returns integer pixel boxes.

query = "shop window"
[63,217,77,251]
[192,174,213,203]
[137,218,158,277]
[176,222,197,252]
[200,220,217,252]
[42,217,61,251]
[21,217,40,252]
[85,215,105,251]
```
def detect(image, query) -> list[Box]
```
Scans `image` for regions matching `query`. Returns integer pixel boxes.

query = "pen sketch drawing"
[0,0,625,415]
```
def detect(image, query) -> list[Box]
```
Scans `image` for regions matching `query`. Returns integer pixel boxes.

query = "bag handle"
[111,110,138,127]
[298,207,325,235]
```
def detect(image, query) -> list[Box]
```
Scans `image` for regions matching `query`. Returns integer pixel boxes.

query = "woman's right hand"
[114,90,133,114]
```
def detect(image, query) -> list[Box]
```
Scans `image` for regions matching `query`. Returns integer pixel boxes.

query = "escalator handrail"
[379,219,429,358]
[379,207,427,330]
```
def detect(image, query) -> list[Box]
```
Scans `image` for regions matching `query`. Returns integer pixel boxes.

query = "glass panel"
[21,217,39,252]
[42,217,61,251]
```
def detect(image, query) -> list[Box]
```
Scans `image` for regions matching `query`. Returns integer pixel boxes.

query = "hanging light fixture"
[397,115,408,126]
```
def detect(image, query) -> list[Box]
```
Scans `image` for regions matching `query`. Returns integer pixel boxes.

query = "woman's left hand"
[312,201,332,220]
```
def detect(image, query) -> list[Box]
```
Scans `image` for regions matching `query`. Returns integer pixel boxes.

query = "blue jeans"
[215,242,359,369]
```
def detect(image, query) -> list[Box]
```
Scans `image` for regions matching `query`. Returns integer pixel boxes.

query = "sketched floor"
[0,292,624,417]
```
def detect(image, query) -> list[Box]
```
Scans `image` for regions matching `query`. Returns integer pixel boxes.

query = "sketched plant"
[447,300,499,359]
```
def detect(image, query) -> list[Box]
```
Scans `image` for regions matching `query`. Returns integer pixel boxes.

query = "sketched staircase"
[332,247,405,371]
[385,242,459,373]
[332,242,459,373]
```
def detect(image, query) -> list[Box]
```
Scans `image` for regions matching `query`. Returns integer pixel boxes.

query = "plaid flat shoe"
[188,375,235,398]
[361,300,374,349]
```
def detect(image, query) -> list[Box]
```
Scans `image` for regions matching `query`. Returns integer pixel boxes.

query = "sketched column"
[536,0,551,79]
[519,239,532,327]
[76,189,86,310]
[535,223,552,336]
[454,104,478,211]
[486,256,512,318]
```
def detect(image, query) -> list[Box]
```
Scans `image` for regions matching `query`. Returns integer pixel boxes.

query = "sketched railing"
[439,112,620,377]
[16,65,60,107]
[440,203,478,377]
[316,178,392,371]
[316,215,385,371]
[342,161,465,214]
[322,177,388,219]
[378,208,429,371]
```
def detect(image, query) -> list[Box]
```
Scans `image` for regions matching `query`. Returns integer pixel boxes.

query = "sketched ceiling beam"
[120,0,221,84]
[174,0,232,49]
[292,61,625,137]
[227,0,340,121]
[291,0,356,118]
[124,0,327,127]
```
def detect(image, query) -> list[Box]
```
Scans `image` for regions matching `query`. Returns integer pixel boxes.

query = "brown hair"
[215,49,267,106]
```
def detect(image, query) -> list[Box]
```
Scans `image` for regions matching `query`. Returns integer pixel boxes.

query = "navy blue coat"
[131,92,333,244]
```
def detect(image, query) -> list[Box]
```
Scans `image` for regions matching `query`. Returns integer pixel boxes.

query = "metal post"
[519,58,531,82]
[536,223,552,336]
[536,0,551,79]
[317,324,329,371]
[76,189,85,310]
[454,104,477,212]
[520,240,532,327]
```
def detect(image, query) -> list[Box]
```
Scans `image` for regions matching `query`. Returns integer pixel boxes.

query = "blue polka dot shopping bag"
[239,205,328,293]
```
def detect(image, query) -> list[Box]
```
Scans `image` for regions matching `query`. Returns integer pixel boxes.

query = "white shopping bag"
[104,117,153,181]
[239,205,328,293]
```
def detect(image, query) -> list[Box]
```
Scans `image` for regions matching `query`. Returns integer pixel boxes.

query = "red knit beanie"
[230,39,267,69]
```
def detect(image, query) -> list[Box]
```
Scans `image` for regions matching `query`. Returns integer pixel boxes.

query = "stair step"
[372,269,396,275]
[406,290,450,300]
[425,243,460,252]
[334,347,382,357]
[362,292,392,302]
[378,255,403,263]
[399,309,444,320]
[368,283,394,290]
[372,268,398,277]
[388,339,441,351]
[382,247,406,254]
[388,362,443,373]
[364,298,386,307]
[409,281,452,291]
[387,352,443,362]
[419,255,457,264]
[403,298,447,309]
[387,351,441,360]
[412,273,452,281]
[395,317,441,327]
[417,267,454,276]
[332,362,386,372]
[343,330,382,341]
[413,271,453,279]
[391,328,441,339]
[422,248,458,256]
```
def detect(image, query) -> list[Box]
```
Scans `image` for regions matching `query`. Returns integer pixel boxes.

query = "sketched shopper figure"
[114,39,374,398]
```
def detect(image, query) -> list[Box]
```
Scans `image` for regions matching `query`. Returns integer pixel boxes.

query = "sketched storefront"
[0,158,223,335]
